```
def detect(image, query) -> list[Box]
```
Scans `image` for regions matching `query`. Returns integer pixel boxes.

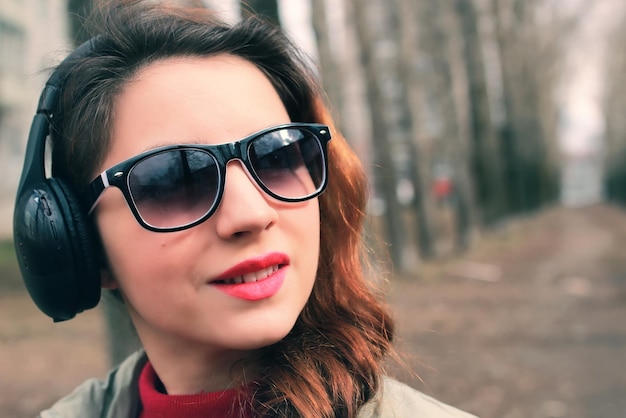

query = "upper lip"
[211,252,289,283]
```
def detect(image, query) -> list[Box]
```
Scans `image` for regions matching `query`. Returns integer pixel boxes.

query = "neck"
[153,350,248,395]
[136,329,255,395]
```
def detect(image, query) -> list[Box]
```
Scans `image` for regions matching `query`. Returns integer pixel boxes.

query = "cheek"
[95,204,165,287]
[303,204,321,242]
[97,221,146,286]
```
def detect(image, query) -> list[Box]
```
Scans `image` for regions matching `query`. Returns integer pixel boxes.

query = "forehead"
[121,54,286,131]
[102,54,291,169]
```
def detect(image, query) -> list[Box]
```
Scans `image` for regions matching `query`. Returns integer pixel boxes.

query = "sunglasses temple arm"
[83,172,109,215]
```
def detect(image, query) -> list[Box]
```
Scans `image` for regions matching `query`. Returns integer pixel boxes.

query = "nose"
[213,161,278,239]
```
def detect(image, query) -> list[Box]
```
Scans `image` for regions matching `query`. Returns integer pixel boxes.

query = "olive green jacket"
[39,351,478,418]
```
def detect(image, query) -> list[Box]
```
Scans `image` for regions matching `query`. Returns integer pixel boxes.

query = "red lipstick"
[211,252,289,301]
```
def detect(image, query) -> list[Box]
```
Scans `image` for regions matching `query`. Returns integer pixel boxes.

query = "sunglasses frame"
[83,123,332,232]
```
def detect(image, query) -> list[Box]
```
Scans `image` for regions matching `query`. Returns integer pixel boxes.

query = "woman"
[19,1,477,417]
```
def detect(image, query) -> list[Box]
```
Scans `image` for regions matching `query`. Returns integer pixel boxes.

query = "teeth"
[224,265,279,284]
[243,272,257,283]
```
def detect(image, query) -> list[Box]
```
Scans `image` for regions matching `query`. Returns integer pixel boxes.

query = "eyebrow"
[139,139,205,153]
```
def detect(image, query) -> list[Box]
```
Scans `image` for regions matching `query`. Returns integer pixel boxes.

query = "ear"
[100,268,119,289]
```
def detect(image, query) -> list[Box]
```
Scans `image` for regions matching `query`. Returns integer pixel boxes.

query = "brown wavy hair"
[51,1,395,416]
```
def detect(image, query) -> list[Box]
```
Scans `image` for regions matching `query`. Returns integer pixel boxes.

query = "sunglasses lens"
[128,150,220,228]
[248,128,326,200]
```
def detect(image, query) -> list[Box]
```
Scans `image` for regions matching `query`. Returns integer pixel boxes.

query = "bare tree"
[389,0,436,260]
[490,0,564,213]
[67,0,94,44]
[348,0,412,270]
[603,8,626,203]
[309,0,343,118]
[241,0,280,26]
[412,0,481,251]
[454,0,506,223]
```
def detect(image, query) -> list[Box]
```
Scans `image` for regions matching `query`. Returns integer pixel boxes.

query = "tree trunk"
[454,0,505,224]
[417,0,480,251]
[603,9,626,205]
[309,0,343,117]
[391,0,435,260]
[241,0,280,26]
[67,0,93,45]
[491,0,562,213]
[349,0,407,270]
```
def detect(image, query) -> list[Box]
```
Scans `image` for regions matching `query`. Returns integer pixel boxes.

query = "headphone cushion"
[49,178,101,311]
[13,178,101,321]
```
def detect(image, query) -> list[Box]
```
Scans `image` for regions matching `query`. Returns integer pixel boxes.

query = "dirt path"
[390,204,626,418]
[1,204,625,417]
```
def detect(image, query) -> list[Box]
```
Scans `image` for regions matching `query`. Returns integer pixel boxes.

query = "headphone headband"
[17,37,102,197]
[13,37,103,322]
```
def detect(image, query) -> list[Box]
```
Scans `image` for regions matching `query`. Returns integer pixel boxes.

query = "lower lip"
[213,267,287,301]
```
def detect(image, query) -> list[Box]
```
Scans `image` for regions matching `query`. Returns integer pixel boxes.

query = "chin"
[231,324,295,351]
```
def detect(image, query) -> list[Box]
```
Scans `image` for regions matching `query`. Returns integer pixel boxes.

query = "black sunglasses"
[83,123,331,232]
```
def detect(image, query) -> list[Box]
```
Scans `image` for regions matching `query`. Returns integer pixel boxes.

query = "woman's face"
[94,55,320,361]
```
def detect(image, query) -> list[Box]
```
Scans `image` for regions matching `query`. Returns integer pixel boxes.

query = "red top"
[138,361,254,418]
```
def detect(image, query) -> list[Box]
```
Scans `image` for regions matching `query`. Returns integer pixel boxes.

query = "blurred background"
[1,0,626,417]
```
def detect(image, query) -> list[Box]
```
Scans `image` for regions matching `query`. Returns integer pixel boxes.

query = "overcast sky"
[202,0,316,54]
[558,0,624,156]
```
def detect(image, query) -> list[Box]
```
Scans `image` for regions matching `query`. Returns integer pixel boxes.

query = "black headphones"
[13,38,103,322]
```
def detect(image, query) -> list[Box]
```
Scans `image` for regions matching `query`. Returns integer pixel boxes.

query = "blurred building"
[0,0,69,239]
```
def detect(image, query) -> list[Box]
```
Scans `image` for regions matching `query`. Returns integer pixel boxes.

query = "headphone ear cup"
[13,178,101,321]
